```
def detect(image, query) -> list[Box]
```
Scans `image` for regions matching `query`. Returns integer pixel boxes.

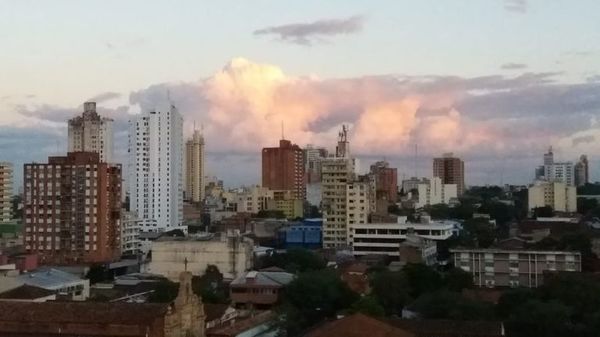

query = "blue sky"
[1,0,599,186]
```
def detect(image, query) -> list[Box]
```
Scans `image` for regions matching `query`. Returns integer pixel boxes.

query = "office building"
[128,103,184,232]
[304,145,328,184]
[575,155,589,187]
[433,153,465,195]
[185,129,205,203]
[68,102,114,163]
[0,162,13,223]
[528,181,576,213]
[415,177,458,208]
[401,177,429,193]
[262,139,306,200]
[24,152,122,265]
[322,126,356,248]
[369,161,398,204]
[452,248,581,288]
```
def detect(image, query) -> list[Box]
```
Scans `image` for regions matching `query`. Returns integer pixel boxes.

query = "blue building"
[278,218,322,249]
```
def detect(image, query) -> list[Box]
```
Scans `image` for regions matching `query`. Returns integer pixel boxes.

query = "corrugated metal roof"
[16,267,84,289]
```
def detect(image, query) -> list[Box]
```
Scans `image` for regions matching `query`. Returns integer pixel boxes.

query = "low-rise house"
[15,267,90,300]
[204,304,238,329]
[0,284,56,302]
[230,269,294,310]
[340,262,370,295]
[207,311,276,337]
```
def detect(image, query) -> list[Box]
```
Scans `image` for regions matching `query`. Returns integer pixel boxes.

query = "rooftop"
[387,318,505,337]
[0,284,54,300]
[305,314,415,337]
[16,267,84,289]
[207,311,274,337]
[230,270,295,287]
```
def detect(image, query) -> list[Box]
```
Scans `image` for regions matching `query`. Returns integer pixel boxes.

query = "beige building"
[0,162,13,223]
[322,157,356,248]
[233,186,273,214]
[416,177,458,208]
[452,248,581,288]
[185,129,205,203]
[68,102,114,163]
[147,232,254,281]
[267,190,303,219]
[345,180,370,243]
[528,181,576,212]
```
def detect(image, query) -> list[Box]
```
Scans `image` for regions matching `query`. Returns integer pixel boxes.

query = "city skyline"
[1,0,599,187]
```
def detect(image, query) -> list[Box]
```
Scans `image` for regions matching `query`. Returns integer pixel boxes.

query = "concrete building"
[14,267,90,301]
[262,139,305,200]
[433,153,465,196]
[0,162,13,223]
[346,180,370,243]
[230,269,294,310]
[121,211,142,256]
[68,102,114,163]
[233,186,273,214]
[266,190,303,219]
[528,180,577,212]
[349,216,454,258]
[535,147,575,186]
[452,248,581,288]
[147,232,254,281]
[398,234,438,266]
[304,145,328,184]
[128,103,184,232]
[415,177,458,208]
[0,271,206,337]
[370,161,398,204]
[185,129,205,203]
[322,125,357,248]
[575,154,589,187]
[24,152,122,265]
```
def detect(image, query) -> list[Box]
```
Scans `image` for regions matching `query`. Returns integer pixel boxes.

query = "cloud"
[504,0,528,13]
[253,15,364,45]
[88,91,121,103]
[501,63,527,70]
[4,58,600,186]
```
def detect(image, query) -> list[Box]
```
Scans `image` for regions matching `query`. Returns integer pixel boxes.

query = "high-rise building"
[24,152,122,264]
[304,145,328,184]
[322,126,356,248]
[68,102,114,163]
[185,129,205,203]
[535,147,575,186]
[415,177,458,208]
[128,103,183,232]
[0,162,13,223]
[262,139,306,200]
[369,161,398,204]
[528,181,576,213]
[433,153,465,196]
[575,155,589,187]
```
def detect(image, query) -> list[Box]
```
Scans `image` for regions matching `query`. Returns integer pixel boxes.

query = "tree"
[350,296,385,317]
[85,264,112,284]
[263,248,326,273]
[148,280,179,303]
[505,300,573,337]
[370,271,411,316]
[403,264,443,298]
[459,218,496,248]
[496,288,537,318]
[533,206,554,218]
[577,197,598,215]
[279,270,358,336]
[409,290,494,320]
[192,265,229,304]
[444,267,473,292]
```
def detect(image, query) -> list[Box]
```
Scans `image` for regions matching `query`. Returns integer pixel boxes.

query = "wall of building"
[0,162,12,223]
[185,130,205,203]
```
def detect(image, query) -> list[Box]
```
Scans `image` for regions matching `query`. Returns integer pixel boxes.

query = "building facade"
[528,181,577,212]
[262,139,306,200]
[24,152,121,265]
[322,157,356,248]
[230,269,294,310]
[185,129,205,203]
[575,154,589,187]
[369,161,398,204]
[233,186,273,214]
[68,102,114,163]
[121,211,142,256]
[535,147,575,186]
[304,145,328,184]
[415,177,458,208]
[433,153,465,196]
[452,248,581,288]
[0,162,13,223]
[128,103,184,232]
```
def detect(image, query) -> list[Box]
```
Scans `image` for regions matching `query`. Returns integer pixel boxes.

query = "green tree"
[505,300,573,337]
[264,248,326,273]
[496,288,537,318]
[85,264,112,284]
[370,271,411,315]
[403,264,443,297]
[350,296,385,317]
[148,280,179,303]
[192,265,229,304]
[444,267,473,292]
[577,197,598,215]
[409,290,495,320]
[459,218,496,248]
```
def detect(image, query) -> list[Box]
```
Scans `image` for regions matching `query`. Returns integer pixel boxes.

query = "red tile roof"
[304,314,416,337]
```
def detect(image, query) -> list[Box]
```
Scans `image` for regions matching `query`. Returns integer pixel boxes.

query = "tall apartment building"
[345,180,370,243]
[452,248,581,288]
[0,162,13,223]
[535,147,575,186]
[68,102,114,163]
[322,126,356,248]
[575,155,589,187]
[23,152,122,264]
[369,161,398,204]
[433,153,465,196]
[304,145,328,184]
[262,139,306,200]
[416,177,458,208]
[128,103,183,232]
[528,181,577,213]
[185,129,205,203]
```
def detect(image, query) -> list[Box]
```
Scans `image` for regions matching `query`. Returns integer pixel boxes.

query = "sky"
[1,0,599,189]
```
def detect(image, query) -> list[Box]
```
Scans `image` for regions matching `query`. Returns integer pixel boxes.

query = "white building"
[68,102,114,163]
[233,186,273,214]
[535,147,575,186]
[185,129,205,203]
[128,103,184,232]
[528,181,577,213]
[121,211,142,256]
[0,162,13,223]
[345,180,370,243]
[350,216,454,258]
[416,177,458,208]
[146,232,254,281]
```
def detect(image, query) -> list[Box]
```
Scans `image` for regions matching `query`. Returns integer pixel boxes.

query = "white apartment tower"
[0,162,13,223]
[416,177,458,208]
[322,125,356,248]
[535,147,575,186]
[185,129,205,203]
[128,103,184,232]
[68,102,114,163]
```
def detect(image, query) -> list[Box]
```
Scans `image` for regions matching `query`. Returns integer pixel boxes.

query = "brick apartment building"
[262,139,306,200]
[451,248,581,288]
[369,161,398,204]
[433,153,465,196]
[24,152,121,265]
